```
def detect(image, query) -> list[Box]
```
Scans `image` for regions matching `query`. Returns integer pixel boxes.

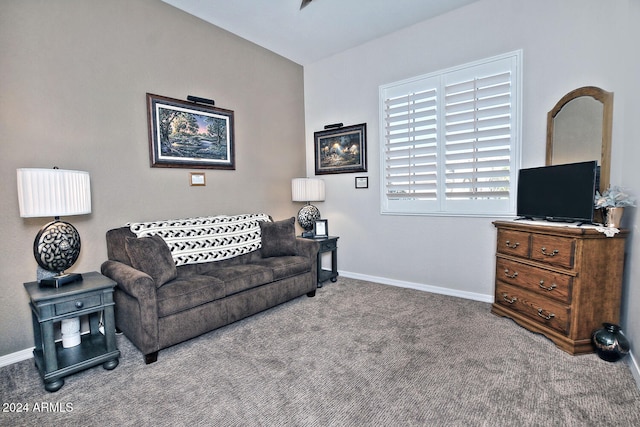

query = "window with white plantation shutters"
[380,51,521,216]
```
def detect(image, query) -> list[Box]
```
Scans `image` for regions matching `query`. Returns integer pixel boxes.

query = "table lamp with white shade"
[17,167,91,288]
[291,178,325,237]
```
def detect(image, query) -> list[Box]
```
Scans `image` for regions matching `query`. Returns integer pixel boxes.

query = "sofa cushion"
[251,256,312,281]
[260,217,297,258]
[125,235,177,287]
[156,275,225,317]
[205,265,274,296]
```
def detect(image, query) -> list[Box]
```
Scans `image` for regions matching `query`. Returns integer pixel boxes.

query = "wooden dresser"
[491,221,628,354]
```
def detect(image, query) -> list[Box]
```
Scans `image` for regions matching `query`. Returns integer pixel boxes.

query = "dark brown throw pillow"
[125,235,177,287]
[260,217,297,258]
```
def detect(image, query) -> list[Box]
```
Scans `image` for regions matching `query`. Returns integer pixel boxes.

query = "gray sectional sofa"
[100,214,318,363]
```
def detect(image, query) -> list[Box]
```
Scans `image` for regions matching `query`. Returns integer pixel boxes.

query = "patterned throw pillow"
[260,217,297,258]
[125,235,177,287]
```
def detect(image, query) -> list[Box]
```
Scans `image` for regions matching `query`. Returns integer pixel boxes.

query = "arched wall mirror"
[546,86,613,193]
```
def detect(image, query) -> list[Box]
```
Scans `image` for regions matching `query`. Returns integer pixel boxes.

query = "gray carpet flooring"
[2,277,640,426]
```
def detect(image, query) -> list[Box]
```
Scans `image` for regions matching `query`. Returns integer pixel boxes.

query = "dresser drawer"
[497,229,530,258]
[495,282,570,335]
[496,258,573,304]
[530,235,575,268]
[55,294,102,315]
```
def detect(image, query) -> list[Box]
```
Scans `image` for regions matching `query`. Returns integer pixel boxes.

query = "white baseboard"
[0,347,33,368]
[338,270,494,303]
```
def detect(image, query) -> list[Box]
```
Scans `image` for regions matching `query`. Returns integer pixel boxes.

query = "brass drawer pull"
[539,280,557,291]
[505,240,520,249]
[537,308,555,320]
[540,247,559,257]
[502,293,517,304]
[504,269,518,279]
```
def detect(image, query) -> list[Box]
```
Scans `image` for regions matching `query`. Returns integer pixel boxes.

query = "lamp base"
[39,272,83,288]
[297,204,321,234]
[34,219,81,273]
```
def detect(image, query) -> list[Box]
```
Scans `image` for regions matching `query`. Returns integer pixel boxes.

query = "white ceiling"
[161,0,480,66]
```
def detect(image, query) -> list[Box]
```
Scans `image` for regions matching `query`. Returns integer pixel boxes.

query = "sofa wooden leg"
[306,290,316,297]
[144,351,158,364]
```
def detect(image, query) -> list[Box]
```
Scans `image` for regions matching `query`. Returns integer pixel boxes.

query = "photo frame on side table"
[147,93,235,169]
[314,123,367,175]
[313,219,328,238]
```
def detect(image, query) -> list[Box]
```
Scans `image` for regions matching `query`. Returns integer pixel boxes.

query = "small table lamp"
[292,178,325,237]
[17,168,91,287]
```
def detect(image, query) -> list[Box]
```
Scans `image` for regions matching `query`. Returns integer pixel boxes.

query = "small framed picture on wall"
[355,176,368,189]
[190,172,206,186]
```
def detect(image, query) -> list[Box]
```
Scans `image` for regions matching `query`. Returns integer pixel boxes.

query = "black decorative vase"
[592,323,630,362]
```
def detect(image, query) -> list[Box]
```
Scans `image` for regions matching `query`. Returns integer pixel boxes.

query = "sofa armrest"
[100,260,159,351]
[295,237,319,282]
[295,237,319,258]
[101,260,157,302]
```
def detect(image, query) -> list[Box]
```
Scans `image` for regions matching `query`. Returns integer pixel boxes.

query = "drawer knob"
[501,293,517,304]
[505,240,520,249]
[537,308,555,320]
[504,269,518,279]
[75,301,84,309]
[539,280,557,291]
[540,247,559,257]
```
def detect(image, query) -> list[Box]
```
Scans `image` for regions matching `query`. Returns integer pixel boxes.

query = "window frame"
[379,50,522,217]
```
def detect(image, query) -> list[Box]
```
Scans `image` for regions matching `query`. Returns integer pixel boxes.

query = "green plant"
[594,186,636,209]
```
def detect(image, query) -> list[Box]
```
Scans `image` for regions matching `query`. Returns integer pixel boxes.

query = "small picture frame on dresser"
[313,219,328,238]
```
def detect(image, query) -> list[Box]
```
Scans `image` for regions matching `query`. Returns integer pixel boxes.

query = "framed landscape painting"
[314,123,367,175]
[147,93,235,169]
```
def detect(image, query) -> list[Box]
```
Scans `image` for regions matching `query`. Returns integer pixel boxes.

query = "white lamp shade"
[17,168,91,218]
[292,178,325,202]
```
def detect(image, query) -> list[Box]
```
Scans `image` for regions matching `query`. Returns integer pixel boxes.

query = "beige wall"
[0,0,306,356]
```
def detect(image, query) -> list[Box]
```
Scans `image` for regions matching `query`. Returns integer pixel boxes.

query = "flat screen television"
[516,160,598,224]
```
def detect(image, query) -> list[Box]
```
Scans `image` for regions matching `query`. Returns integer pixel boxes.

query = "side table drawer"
[55,294,102,315]
[319,239,337,252]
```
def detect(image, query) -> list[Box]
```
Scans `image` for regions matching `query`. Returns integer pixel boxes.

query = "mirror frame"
[546,86,613,192]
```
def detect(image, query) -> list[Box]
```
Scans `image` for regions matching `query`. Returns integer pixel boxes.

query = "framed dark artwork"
[313,219,328,238]
[147,93,235,169]
[314,123,367,175]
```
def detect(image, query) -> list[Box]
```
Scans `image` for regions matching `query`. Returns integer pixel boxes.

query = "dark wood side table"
[305,236,339,287]
[24,271,120,392]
